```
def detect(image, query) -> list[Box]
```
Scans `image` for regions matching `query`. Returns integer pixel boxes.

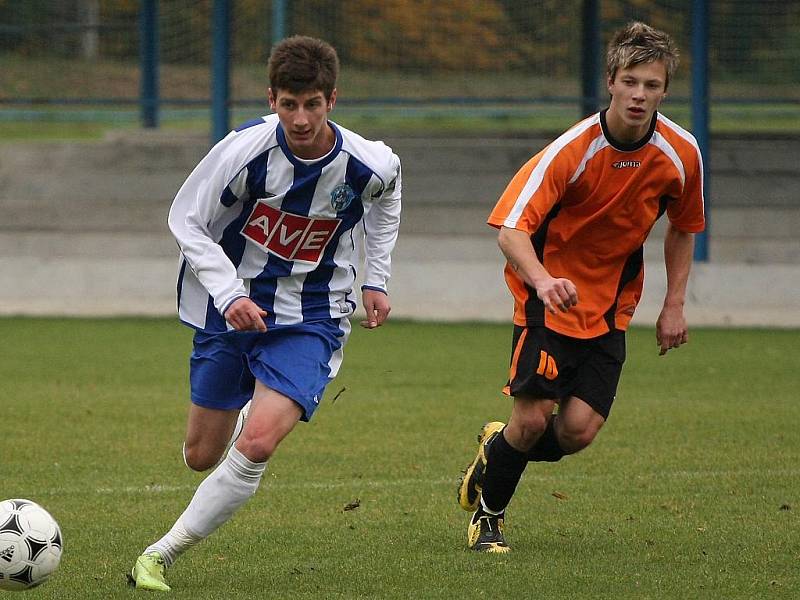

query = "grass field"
[2,318,799,599]
[2,100,799,143]
[2,52,798,140]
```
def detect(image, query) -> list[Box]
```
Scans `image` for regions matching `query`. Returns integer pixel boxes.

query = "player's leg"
[526,328,622,461]
[130,321,347,590]
[551,395,605,453]
[467,396,555,553]
[233,386,301,461]
[521,396,603,463]
[182,404,240,472]
[459,325,546,512]
[178,330,254,472]
[130,331,258,591]
[130,402,258,591]
[161,382,300,548]
[533,328,624,459]
[156,322,342,556]
[132,382,301,591]
[461,325,570,552]
[181,400,252,471]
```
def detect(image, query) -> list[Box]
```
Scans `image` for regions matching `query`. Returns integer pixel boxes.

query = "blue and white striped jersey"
[168,115,402,332]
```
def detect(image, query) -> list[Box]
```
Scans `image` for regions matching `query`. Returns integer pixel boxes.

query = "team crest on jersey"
[612,160,641,169]
[330,184,356,211]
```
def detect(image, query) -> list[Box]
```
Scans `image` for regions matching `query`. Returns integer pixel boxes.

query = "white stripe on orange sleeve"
[503,114,599,228]
[657,114,705,216]
[568,134,609,184]
[649,132,687,186]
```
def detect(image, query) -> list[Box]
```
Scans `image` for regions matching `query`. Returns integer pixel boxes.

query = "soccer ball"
[0,499,63,591]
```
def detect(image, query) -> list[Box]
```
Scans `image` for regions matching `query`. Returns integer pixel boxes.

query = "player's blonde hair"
[268,35,339,100]
[606,22,679,90]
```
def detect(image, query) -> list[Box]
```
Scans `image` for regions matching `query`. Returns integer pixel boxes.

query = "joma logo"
[242,202,341,264]
[612,160,641,169]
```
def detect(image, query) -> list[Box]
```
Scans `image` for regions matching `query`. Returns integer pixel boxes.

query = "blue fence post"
[272,0,287,45]
[139,0,159,128]
[580,0,600,117]
[211,0,231,145]
[692,0,710,262]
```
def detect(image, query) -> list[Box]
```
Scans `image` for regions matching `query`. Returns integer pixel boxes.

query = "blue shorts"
[189,319,350,421]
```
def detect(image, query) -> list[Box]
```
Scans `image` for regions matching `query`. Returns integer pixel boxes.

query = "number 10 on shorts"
[536,351,558,380]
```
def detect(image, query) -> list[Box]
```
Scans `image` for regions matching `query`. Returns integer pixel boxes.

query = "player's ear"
[267,88,276,111]
[327,88,337,112]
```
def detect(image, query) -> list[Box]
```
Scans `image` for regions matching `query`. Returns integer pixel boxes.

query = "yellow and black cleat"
[457,421,505,511]
[467,511,510,554]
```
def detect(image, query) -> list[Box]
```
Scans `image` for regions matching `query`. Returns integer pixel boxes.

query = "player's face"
[606,60,668,142]
[269,87,337,159]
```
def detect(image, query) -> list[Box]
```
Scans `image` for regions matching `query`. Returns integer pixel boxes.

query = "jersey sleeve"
[487,143,576,233]
[167,129,263,317]
[666,143,706,233]
[361,153,402,293]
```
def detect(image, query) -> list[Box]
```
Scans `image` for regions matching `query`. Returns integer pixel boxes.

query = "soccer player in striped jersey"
[129,36,401,591]
[457,22,705,553]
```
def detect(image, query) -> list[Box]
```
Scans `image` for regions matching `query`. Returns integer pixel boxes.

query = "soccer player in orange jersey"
[457,22,705,553]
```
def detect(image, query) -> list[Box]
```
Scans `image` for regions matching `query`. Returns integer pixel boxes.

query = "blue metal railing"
[691,0,710,262]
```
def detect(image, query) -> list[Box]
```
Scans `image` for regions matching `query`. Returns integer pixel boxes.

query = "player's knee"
[513,411,551,448]
[557,423,600,454]
[182,443,221,472]
[235,433,279,463]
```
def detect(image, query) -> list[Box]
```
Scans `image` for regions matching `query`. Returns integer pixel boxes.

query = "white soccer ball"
[0,499,63,591]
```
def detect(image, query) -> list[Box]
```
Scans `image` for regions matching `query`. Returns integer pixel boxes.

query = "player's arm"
[656,223,695,355]
[360,155,402,329]
[168,131,267,329]
[497,226,578,314]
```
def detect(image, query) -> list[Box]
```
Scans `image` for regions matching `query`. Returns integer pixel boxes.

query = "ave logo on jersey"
[242,201,341,264]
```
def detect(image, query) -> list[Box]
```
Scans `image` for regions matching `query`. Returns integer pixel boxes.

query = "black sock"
[481,430,528,514]
[526,417,566,462]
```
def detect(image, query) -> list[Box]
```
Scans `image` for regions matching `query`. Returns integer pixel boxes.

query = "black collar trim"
[599,108,657,152]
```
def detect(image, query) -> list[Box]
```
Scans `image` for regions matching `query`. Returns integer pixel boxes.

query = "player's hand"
[224,297,268,332]
[360,289,390,329]
[656,302,688,355]
[535,277,579,314]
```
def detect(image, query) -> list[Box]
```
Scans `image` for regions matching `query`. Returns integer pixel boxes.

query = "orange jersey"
[488,110,705,338]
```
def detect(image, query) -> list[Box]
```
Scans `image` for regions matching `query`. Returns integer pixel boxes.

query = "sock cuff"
[479,497,504,516]
[226,446,267,480]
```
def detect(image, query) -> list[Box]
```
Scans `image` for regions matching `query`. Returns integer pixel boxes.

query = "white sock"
[145,446,266,566]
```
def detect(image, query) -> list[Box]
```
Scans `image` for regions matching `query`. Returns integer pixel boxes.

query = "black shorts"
[504,325,626,419]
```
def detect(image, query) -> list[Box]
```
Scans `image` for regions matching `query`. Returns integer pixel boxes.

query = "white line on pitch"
[87,466,800,495]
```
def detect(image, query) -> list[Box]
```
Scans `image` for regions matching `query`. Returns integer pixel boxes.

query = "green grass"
[2,319,799,598]
[1,54,797,140]
[1,100,798,143]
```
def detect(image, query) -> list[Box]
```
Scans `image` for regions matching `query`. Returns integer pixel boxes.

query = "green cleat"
[467,510,510,554]
[128,551,171,592]
[457,421,505,511]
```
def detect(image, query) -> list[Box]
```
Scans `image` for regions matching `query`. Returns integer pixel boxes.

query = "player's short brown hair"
[268,36,339,100]
[606,22,679,90]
